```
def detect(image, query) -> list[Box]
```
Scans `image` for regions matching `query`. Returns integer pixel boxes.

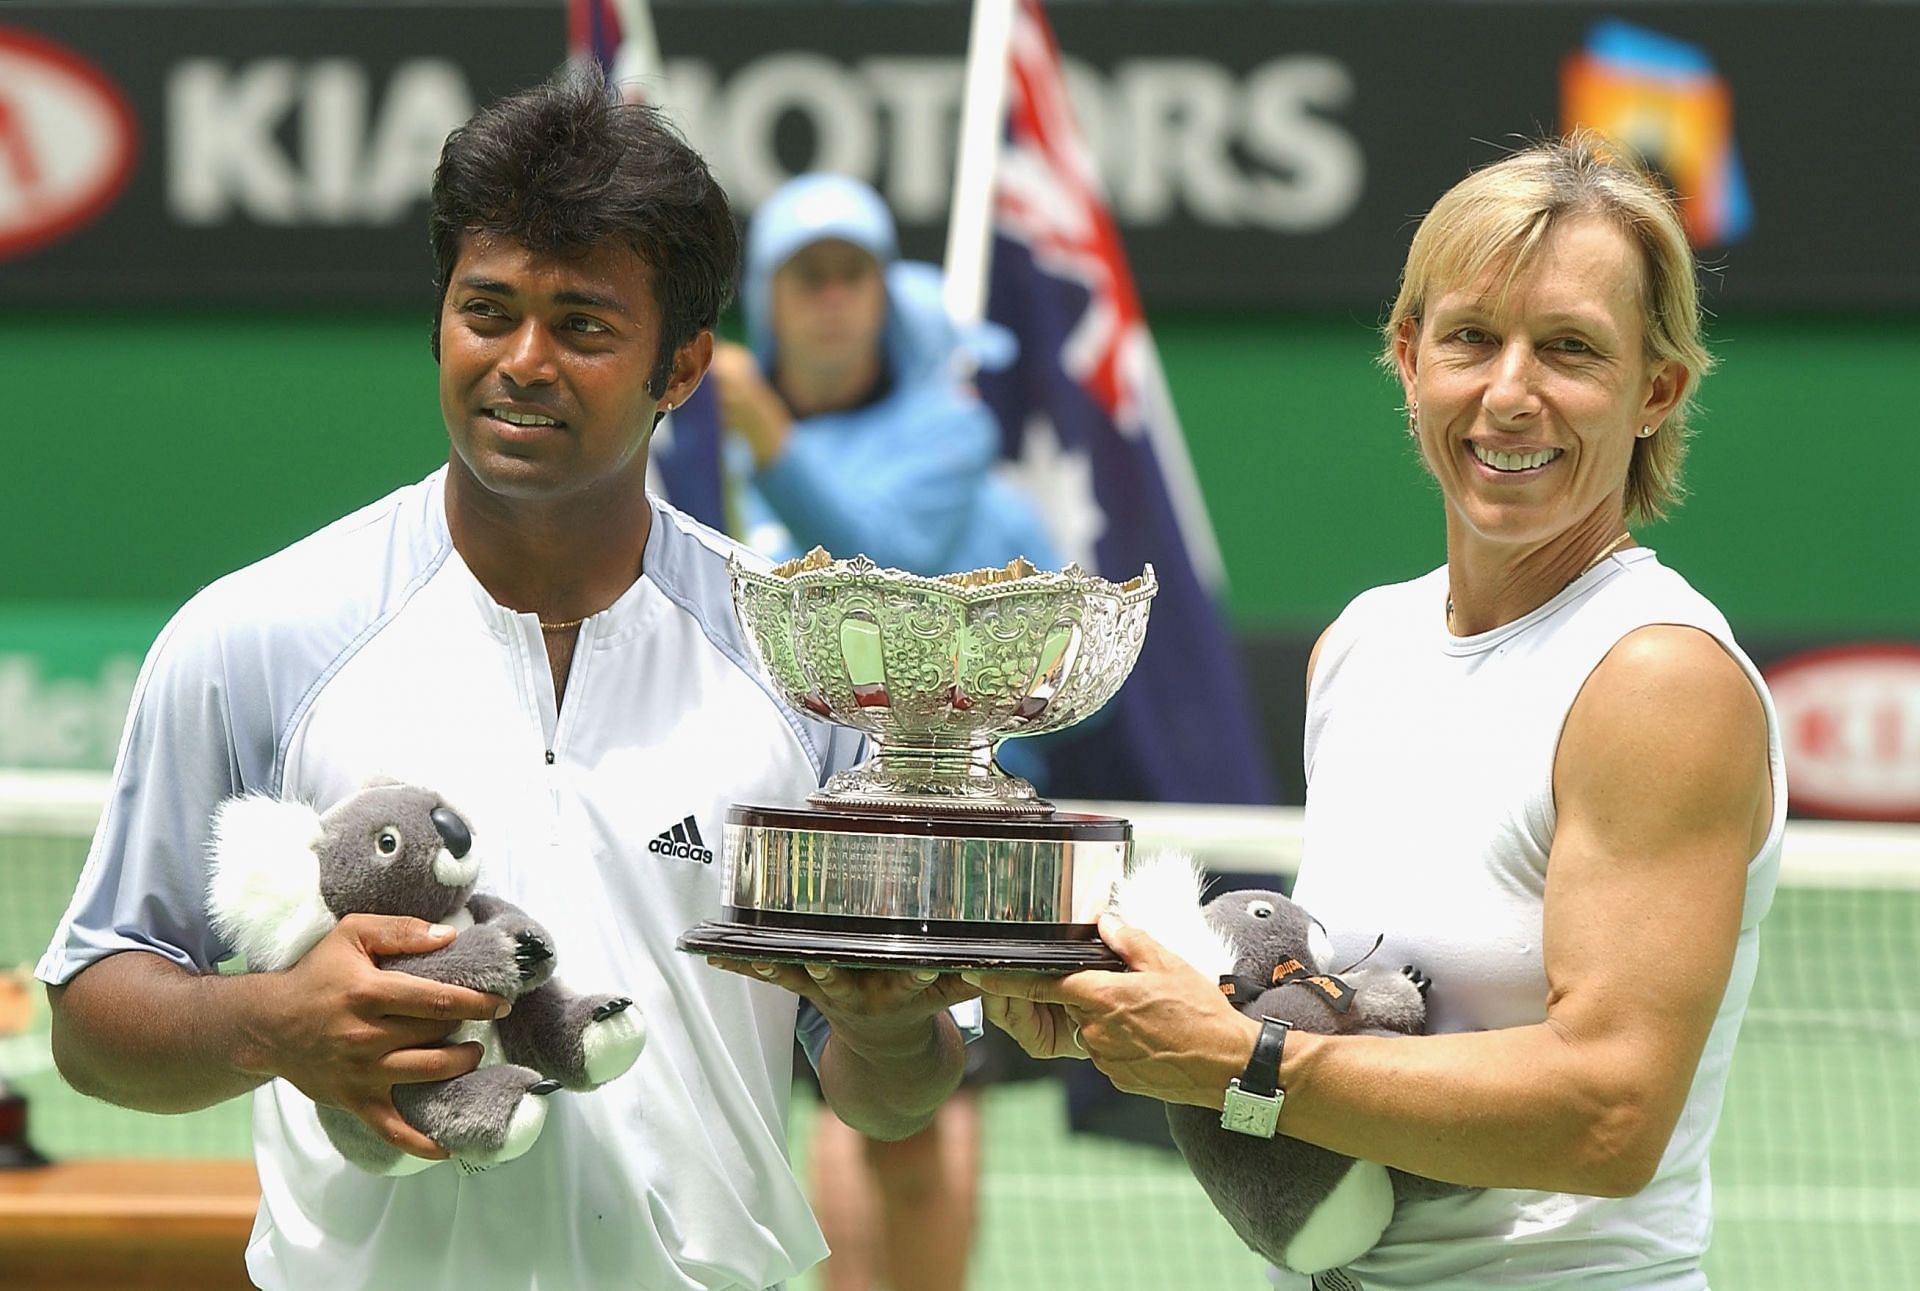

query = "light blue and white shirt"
[41,469,883,1291]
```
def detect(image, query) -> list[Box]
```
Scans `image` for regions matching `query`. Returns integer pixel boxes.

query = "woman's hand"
[977,993,1087,1060]
[967,914,1260,1110]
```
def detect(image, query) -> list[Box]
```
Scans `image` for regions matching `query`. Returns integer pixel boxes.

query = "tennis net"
[2,773,1914,1288]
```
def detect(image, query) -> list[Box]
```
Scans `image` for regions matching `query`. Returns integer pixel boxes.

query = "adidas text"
[649,815,714,864]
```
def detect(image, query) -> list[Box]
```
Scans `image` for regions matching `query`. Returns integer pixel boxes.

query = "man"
[38,74,972,1291]
[710,173,1057,1291]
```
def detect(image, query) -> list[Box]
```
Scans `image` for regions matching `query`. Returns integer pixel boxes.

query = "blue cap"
[744,174,900,365]
[746,174,897,282]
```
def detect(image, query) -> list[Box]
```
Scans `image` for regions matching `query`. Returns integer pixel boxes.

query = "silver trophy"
[677,549,1155,972]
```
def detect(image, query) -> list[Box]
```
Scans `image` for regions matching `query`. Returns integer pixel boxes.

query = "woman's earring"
[1637,424,1656,438]
[1406,399,1420,438]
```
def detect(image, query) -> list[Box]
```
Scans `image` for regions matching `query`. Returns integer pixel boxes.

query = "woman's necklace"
[1446,531,1633,631]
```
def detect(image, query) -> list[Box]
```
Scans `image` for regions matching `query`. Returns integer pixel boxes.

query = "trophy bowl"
[677,550,1157,973]
[732,548,1156,816]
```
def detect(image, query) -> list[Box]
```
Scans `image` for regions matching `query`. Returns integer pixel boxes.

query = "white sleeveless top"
[1286,548,1786,1289]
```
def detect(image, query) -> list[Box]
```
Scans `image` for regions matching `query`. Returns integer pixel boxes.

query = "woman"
[968,134,1786,1289]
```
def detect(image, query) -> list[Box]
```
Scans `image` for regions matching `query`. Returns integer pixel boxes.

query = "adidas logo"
[648,815,714,865]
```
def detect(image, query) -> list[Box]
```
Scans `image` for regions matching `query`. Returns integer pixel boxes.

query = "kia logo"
[0,27,138,261]
[1766,644,1920,822]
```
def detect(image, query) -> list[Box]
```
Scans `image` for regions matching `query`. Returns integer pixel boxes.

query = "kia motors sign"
[1768,645,1920,822]
[0,27,137,261]
[2,3,1920,308]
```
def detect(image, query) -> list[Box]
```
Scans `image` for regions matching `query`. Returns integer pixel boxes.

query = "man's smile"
[480,404,571,442]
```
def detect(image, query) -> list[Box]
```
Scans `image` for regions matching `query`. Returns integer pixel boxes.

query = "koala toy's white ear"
[1109,849,1240,980]
[206,794,335,972]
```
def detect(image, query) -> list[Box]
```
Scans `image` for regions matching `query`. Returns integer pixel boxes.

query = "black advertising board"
[3,1,1917,309]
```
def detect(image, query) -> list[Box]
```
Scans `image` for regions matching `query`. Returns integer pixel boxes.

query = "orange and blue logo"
[1561,19,1752,247]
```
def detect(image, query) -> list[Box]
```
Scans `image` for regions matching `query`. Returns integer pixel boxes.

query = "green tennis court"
[4,807,1915,1289]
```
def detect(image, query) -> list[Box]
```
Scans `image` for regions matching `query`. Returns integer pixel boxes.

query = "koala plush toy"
[1112,852,1468,1276]
[206,779,646,1176]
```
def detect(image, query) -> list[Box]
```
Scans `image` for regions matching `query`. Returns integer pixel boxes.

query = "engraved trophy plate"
[677,550,1155,972]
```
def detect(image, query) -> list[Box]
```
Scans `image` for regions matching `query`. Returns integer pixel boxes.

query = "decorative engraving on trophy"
[730,549,1154,817]
[678,550,1153,971]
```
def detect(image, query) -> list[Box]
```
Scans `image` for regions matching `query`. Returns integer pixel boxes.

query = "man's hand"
[707,956,976,1139]
[255,915,510,1160]
[705,957,976,1057]
[967,915,1258,1110]
[708,341,793,469]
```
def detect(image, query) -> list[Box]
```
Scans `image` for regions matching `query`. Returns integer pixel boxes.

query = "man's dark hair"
[428,71,739,397]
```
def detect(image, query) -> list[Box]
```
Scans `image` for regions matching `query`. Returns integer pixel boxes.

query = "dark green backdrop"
[6,311,1914,634]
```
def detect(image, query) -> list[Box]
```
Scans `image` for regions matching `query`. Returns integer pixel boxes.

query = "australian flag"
[978,0,1273,804]
[567,0,624,73]
[645,385,727,531]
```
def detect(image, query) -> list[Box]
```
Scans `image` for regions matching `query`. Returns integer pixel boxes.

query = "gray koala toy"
[207,779,646,1175]
[1112,851,1468,1276]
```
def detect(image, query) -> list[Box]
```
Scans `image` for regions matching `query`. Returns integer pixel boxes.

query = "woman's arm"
[976,623,1771,1196]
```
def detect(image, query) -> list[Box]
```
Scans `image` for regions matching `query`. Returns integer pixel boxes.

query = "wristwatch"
[1220,1017,1291,1138]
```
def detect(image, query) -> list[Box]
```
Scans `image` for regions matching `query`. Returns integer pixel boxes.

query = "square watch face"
[1221,1085,1282,1137]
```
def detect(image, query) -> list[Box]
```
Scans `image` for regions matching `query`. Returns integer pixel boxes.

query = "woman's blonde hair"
[1382,131,1714,523]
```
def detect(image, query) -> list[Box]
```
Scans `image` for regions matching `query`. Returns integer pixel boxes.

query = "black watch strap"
[1241,1017,1290,1097]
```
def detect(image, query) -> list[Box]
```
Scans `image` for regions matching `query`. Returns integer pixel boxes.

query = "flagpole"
[605,0,665,100]
[943,0,1016,330]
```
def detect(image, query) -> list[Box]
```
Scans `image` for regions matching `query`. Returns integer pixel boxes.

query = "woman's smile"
[1466,441,1565,476]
